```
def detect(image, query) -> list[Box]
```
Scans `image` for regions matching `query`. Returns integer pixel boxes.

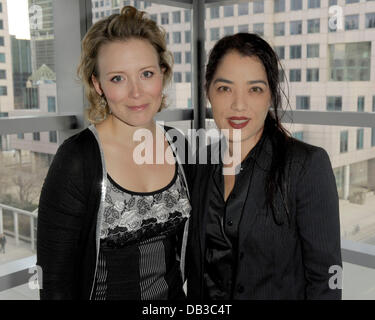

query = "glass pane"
[1,132,57,265]
[91,1,192,109]
[1,0,57,115]
[284,123,375,246]
[0,0,59,270]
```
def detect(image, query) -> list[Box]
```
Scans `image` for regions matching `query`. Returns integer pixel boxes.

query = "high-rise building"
[0,0,15,114]
[11,36,32,109]
[28,0,55,72]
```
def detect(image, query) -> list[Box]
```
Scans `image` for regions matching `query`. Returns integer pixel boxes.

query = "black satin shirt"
[203,134,265,300]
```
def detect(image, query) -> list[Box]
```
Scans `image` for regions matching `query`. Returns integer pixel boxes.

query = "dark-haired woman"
[186,33,342,300]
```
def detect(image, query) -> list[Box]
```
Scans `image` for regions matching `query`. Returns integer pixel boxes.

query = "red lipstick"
[227,117,250,129]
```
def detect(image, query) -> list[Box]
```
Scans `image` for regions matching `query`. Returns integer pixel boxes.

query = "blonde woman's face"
[92,39,164,128]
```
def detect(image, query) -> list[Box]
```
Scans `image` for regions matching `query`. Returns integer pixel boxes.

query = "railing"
[0,204,37,252]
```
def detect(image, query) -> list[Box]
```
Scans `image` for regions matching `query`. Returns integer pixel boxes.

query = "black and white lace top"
[93,163,191,300]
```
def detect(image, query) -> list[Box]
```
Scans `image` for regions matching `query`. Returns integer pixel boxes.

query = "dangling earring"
[99,94,107,109]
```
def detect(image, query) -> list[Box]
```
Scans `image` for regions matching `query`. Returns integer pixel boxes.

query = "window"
[161,13,169,25]
[291,0,302,10]
[346,0,359,3]
[17,133,24,140]
[290,20,302,35]
[365,13,375,28]
[184,10,191,23]
[357,129,364,150]
[173,32,181,44]
[173,72,182,83]
[224,5,234,17]
[210,7,220,19]
[340,131,348,153]
[172,11,181,24]
[0,53,5,63]
[185,51,191,64]
[274,0,285,13]
[274,22,285,36]
[238,3,248,16]
[253,0,264,14]
[33,132,40,141]
[345,15,359,30]
[144,1,152,9]
[224,26,234,36]
[329,0,338,5]
[329,42,371,81]
[292,131,304,141]
[254,23,264,36]
[307,44,319,58]
[133,0,140,9]
[166,32,169,45]
[238,24,249,33]
[307,19,320,33]
[0,3,2,13]
[289,69,301,82]
[210,27,220,41]
[185,72,191,83]
[373,96,375,112]
[0,69,5,79]
[185,31,191,44]
[48,97,56,112]
[306,68,319,81]
[95,12,99,18]
[112,9,120,14]
[275,46,285,59]
[0,86,7,95]
[150,14,157,23]
[372,128,375,147]
[0,37,4,46]
[296,96,310,110]
[173,52,181,64]
[49,131,57,143]
[0,20,3,30]
[278,69,285,82]
[290,45,302,59]
[358,96,365,112]
[327,96,342,111]
[308,0,320,8]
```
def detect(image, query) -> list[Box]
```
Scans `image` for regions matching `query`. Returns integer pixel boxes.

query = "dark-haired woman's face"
[208,51,271,145]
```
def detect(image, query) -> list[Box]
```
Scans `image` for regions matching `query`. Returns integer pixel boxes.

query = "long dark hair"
[206,33,291,225]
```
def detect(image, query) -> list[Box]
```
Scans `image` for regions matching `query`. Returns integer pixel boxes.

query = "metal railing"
[0,204,37,252]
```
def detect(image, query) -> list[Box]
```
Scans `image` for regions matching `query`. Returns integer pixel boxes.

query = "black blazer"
[186,136,342,300]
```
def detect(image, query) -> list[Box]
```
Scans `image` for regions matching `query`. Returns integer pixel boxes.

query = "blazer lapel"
[237,166,265,248]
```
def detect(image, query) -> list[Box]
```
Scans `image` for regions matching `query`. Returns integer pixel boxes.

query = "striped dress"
[93,163,191,300]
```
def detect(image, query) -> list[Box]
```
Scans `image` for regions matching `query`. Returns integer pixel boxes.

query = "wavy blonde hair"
[77,6,173,124]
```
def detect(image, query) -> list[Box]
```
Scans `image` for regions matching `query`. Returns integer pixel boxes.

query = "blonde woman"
[37,6,191,300]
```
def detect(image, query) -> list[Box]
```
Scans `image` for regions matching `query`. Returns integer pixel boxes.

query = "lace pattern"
[100,166,191,247]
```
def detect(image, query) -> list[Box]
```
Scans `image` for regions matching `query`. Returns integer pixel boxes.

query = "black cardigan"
[37,126,192,300]
[186,135,342,300]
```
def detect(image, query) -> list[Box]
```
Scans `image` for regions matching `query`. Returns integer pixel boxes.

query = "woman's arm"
[295,147,342,299]
[37,141,87,299]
